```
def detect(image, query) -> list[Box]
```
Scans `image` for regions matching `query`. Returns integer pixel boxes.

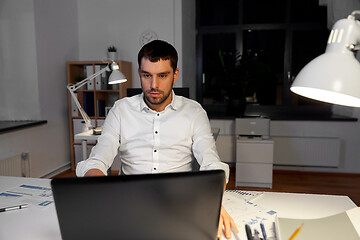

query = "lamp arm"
[68,65,110,92]
[67,64,111,131]
[346,11,360,52]
[350,10,360,19]
[67,85,93,131]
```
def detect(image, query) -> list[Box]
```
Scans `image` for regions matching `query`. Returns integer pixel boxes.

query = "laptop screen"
[51,170,225,240]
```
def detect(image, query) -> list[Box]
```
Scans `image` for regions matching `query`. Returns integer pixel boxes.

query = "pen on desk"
[0,204,28,213]
[260,222,267,240]
[273,222,277,240]
[288,223,303,240]
[253,229,261,240]
[245,224,254,240]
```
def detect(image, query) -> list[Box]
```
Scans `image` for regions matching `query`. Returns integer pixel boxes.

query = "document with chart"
[0,183,53,209]
[223,190,277,240]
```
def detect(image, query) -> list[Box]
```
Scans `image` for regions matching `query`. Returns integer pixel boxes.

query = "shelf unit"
[67,60,132,170]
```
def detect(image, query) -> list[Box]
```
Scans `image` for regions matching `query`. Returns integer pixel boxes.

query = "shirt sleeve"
[191,108,230,184]
[76,106,121,177]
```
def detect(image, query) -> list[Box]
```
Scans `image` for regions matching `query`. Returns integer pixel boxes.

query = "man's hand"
[218,205,239,239]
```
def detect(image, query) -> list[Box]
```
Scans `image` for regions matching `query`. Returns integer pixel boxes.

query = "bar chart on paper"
[222,190,277,240]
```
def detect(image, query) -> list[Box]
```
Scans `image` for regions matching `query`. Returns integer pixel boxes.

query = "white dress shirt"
[76,92,229,182]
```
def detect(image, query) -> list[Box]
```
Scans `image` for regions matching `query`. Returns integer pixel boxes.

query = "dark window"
[196,0,330,118]
[243,0,287,24]
[198,0,239,26]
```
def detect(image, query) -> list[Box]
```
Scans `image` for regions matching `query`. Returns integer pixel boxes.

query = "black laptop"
[51,170,225,240]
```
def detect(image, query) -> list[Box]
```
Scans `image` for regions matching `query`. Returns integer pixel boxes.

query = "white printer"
[235,117,270,139]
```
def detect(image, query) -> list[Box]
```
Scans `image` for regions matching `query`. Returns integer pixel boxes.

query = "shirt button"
[157,113,160,116]
[155,131,158,134]
[154,168,157,170]
[154,150,157,152]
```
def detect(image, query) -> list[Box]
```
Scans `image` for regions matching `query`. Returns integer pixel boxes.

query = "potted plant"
[107,45,117,60]
[217,50,275,116]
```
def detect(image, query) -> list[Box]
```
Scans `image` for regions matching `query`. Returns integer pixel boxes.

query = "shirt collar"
[139,90,180,112]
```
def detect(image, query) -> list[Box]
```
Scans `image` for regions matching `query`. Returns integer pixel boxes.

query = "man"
[76,40,238,239]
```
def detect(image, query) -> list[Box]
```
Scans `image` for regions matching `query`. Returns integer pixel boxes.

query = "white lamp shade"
[291,52,360,107]
[108,70,127,84]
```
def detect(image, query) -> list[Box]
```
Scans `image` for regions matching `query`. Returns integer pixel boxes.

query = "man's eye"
[159,74,167,79]
[143,74,151,78]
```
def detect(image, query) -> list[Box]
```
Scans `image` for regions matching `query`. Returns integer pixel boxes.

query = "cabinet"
[67,61,132,170]
[236,138,274,188]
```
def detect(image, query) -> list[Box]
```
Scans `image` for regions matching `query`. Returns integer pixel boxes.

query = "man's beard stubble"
[143,80,174,106]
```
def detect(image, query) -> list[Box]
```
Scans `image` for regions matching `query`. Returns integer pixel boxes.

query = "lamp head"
[290,11,360,107]
[108,62,127,84]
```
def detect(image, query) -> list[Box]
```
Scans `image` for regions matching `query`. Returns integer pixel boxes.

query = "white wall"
[181,0,196,99]
[0,1,40,120]
[0,0,78,177]
[77,0,184,89]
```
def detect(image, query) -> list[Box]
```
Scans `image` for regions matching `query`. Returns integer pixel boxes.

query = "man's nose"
[151,76,159,89]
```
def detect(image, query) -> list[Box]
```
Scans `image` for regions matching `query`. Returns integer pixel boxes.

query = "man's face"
[138,58,179,112]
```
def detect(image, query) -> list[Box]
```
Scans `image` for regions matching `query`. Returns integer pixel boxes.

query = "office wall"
[181,0,196,99]
[0,0,78,177]
[77,0,185,89]
[0,1,40,120]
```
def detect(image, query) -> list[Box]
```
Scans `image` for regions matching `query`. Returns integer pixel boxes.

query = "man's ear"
[173,68,179,84]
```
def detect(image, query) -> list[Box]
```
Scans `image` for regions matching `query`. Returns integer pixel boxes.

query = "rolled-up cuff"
[76,160,108,177]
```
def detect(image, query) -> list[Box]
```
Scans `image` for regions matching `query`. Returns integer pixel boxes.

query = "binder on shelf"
[71,93,78,117]
[100,66,107,90]
[83,92,94,117]
[85,65,94,90]
[95,65,102,90]
[96,99,106,117]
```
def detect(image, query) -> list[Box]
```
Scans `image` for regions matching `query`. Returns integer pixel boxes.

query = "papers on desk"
[223,190,277,240]
[275,207,360,240]
[0,184,54,210]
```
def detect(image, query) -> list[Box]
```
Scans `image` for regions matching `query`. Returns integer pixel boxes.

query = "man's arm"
[84,168,106,176]
[191,110,238,239]
[76,105,121,177]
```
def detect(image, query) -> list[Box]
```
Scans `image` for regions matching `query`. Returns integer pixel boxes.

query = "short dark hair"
[138,40,178,72]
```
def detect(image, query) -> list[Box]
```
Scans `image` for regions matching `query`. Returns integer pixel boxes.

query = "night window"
[196,0,330,118]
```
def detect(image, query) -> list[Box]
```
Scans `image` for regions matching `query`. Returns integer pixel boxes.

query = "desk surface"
[0,120,47,134]
[0,176,356,240]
